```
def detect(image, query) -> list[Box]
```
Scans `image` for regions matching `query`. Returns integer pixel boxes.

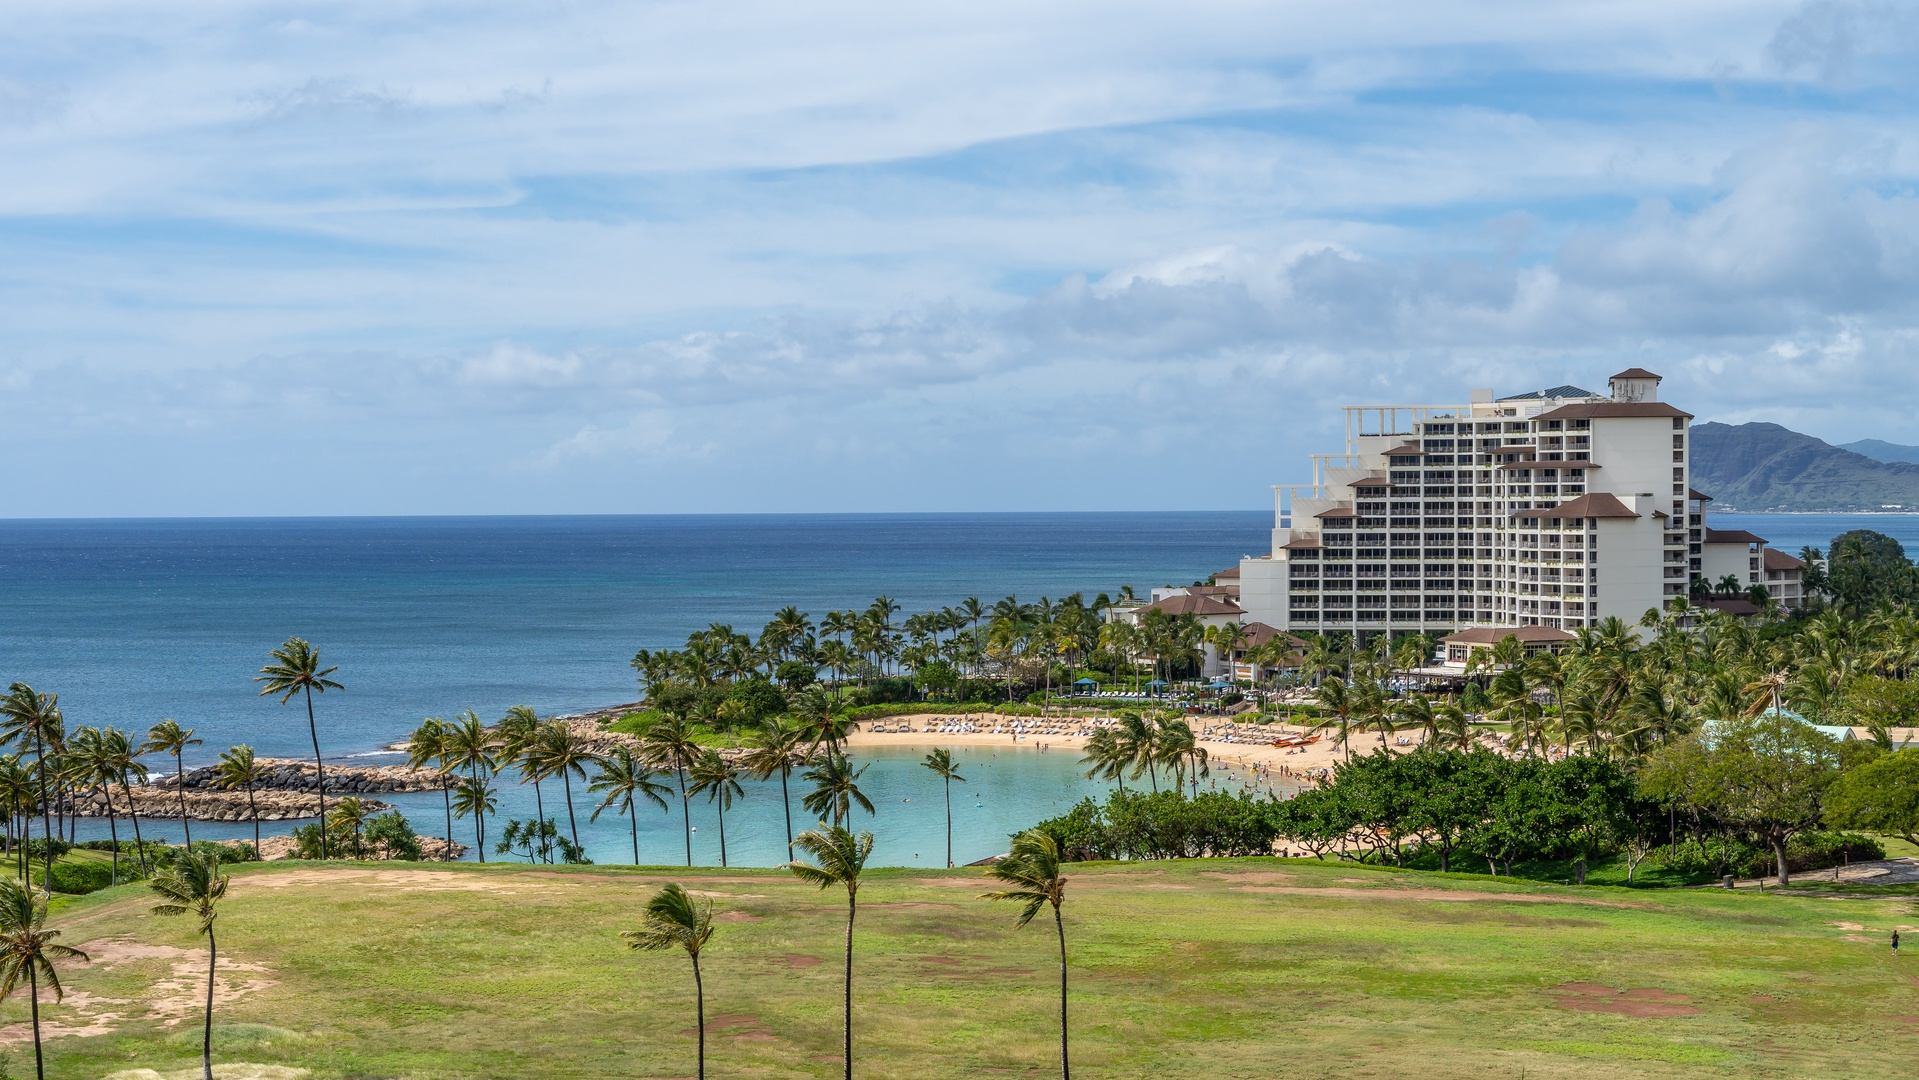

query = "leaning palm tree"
[801,753,874,828]
[622,883,717,1080]
[740,717,805,858]
[404,718,454,860]
[687,750,745,868]
[0,878,88,1080]
[983,830,1072,1080]
[783,824,873,1080]
[920,748,966,868]
[452,776,498,863]
[213,745,266,859]
[0,684,63,886]
[254,638,344,859]
[589,746,672,865]
[148,851,229,1080]
[142,719,203,846]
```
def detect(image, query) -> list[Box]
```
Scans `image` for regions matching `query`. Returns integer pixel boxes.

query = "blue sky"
[5,1,1919,515]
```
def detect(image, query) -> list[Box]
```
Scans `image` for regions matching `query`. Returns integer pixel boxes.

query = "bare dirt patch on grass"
[785,954,821,968]
[239,869,576,894]
[0,938,277,1046]
[1548,983,1699,1017]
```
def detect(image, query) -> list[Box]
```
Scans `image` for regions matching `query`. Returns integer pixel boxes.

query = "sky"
[4,1,1919,516]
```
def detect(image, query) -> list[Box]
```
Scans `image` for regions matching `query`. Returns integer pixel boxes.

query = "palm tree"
[1154,717,1207,796]
[921,748,966,869]
[1078,728,1128,792]
[102,731,152,877]
[254,638,343,859]
[1313,678,1358,762]
[533,721,595,852]
[740,717,805,858]
[783,824,873,1080]
[982,830,1072,1080]
[327,796,370,858]
[404,718,454,860]
[498,706,548,849]
[67,728,122,885]
[622,883,717,1080]
[0,684,63,886]
[452,777,497,862]
[790,686,852,755]
[148,851,229,1080]
[639,712,702,867]
[589,746,671,865]
[142,720,203,846]
[212,745,266,859]
[0,756,35,880]
[0,878,88,1080]
[688,750,746,868]
[801,753,874,828]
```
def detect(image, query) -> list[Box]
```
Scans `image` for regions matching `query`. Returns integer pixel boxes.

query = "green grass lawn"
[10,858,1919,1079]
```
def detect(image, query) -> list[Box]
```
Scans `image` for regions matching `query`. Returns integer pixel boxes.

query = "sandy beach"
[843,712,1416,779]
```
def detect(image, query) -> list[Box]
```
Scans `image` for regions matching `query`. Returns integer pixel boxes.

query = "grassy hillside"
[1693,421,1919,511]
[11,859,1919,1079]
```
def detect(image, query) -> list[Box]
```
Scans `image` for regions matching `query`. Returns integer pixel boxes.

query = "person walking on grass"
[1895,929,1901,956]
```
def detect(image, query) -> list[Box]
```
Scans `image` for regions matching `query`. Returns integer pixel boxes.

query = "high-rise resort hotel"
[1221,369,1809,657]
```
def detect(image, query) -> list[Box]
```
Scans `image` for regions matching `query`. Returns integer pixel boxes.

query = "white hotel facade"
[1234,369,1807,640]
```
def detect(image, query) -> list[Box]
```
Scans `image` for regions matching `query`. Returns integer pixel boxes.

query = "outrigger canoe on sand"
[1270,734,1320,748]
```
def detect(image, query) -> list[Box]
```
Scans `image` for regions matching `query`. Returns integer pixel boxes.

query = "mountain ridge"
[1691,422,1919,512]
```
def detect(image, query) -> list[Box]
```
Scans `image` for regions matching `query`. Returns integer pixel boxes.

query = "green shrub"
[41,860,115,895]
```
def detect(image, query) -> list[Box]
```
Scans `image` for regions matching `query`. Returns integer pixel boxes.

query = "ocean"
[0,510,1902,865]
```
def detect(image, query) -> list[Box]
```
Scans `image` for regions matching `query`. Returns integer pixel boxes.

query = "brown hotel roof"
[1532,401,1694,420]
[1509,492,1641,519]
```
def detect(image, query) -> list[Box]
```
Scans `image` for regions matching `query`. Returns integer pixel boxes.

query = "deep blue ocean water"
[0,513,1274,865]
[0,511,1900,865]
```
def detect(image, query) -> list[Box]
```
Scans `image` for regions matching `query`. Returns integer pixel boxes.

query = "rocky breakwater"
[74,758,443,822]
[74,786,392,822]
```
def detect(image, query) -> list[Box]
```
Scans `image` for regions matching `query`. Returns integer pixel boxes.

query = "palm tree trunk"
[692,952,706,1080]
[104,793,121,887]
[473,804,486,863]
[944,775,953,869]
[629,799,640,865]
[123,778,149,877]
[175,750,193,847]
[441,778,454,862]
[304,685,327,861]
[29,962,42,1080]
[676,765,691,867]
[842,891,856,1080]
[34,734,53,888]
[779,765,795,859]
[202,926,217,1080]
[531,778,547,862]
[1054,904,1069,1080]
[561,771,581,853]
[716,803,727,868]
[248,784,260,859]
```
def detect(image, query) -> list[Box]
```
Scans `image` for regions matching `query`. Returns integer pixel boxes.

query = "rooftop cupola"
[1608,367,1662,402]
